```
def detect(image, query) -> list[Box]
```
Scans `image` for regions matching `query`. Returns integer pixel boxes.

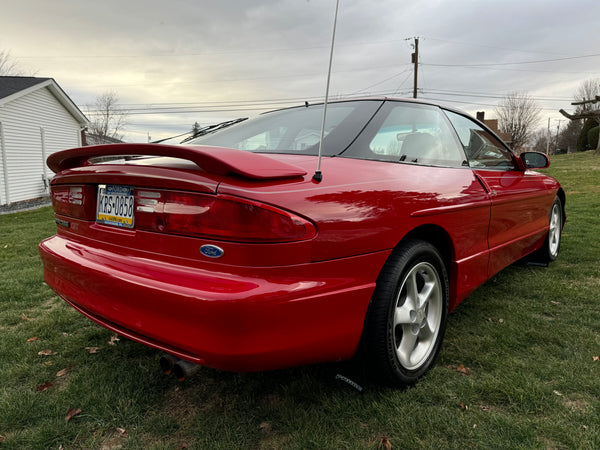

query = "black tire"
[364,239,449,387]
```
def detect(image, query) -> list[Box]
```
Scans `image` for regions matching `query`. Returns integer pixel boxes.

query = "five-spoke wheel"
[364,240,448,386]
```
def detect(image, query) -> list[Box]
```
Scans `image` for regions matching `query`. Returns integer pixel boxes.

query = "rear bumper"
[39,235,388,372]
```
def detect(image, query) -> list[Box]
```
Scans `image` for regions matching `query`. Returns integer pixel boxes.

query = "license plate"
[96,185,135,228]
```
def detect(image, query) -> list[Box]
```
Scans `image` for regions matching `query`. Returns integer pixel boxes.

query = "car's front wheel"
[546,196,563,261]
[364,240,449,386]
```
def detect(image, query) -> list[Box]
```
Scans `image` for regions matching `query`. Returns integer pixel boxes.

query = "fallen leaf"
[62,332,72,337]
[177,445,189,450]
[3,244,8,248]
[473,424,478,429]
[0,434,5,442]
[551,301,560,305]
[21,313,34,322]
[42,361,53,366]
[116,427,128,437]
[108,334,120,346]
[26,336,39,342]
[85,347,100,354]
[59,445,64,450]
[457,364,471,376]
[56,367,71,377]
[553,390,563,397]
[38,349,57,356]
[498,318,504,324]
[593,356,599,362]
[379,437,392,450]
[487,317,492,322]
[36,381,53,392]
[460,402,468,411]
[65,408,82,422]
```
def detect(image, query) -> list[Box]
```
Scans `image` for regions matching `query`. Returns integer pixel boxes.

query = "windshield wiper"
[150,118,248,144]
[180,118,248,144]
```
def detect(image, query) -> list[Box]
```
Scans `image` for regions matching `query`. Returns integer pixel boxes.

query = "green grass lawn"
[1,152,599,449]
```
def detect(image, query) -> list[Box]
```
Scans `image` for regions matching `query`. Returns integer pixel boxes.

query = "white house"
[0,77,89,206]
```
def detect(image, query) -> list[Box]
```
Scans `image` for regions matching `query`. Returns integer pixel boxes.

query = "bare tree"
[0,50,23,75]
[573,78,600,113]
[495,91,541,151]
[87,91,128,141]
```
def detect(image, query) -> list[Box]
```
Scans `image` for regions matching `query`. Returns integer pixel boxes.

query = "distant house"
[476,111,513,146]
[0,76,89,206]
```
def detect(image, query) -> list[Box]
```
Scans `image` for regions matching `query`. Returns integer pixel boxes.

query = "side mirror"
[520,152,549,169]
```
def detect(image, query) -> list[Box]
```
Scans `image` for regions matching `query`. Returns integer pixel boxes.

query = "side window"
[346,102,466,167]
[444,110,517,170]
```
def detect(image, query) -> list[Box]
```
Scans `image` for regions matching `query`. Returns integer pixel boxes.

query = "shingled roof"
[0,76,51,100]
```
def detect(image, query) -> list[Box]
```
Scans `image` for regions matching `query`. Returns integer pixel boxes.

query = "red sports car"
[39,98,564,386]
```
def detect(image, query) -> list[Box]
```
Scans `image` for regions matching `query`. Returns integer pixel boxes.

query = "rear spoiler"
[47,144,307,180]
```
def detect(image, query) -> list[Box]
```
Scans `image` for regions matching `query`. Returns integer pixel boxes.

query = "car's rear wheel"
[364,240,449,386]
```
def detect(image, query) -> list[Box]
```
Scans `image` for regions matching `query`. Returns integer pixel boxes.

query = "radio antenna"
[312,0,340,183]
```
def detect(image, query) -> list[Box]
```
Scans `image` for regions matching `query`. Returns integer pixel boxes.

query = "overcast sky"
[2,0,599,142]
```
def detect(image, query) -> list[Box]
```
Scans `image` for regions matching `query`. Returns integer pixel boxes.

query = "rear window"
[187,100,382,157]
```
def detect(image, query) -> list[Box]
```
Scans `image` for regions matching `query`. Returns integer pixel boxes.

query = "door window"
[444,110,517,170]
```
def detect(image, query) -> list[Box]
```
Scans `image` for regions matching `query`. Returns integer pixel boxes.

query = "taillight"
[51,185,96,219]
[135,190,316,243]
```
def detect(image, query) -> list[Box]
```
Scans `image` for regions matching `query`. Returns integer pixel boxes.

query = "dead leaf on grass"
[551,301,560,305]
[116,427,128,437]
[26,336,39,342]
[177,444,189,450]
[553,390,563,397]
[593,356,599,362]
[36,381,53,392]
[56,367,71,377]
[459,402,468,411]
[65,408,82,422]
[0,434,5,442]
[108,334,120,346]
[85,347,100,354]
[447,364,472,376]
[498,318,504,324]
[38,349,57,356]
[21,313,34,322]
[379,436,392,450]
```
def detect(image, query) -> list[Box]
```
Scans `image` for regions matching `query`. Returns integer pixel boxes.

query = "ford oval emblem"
[200,244,224,259]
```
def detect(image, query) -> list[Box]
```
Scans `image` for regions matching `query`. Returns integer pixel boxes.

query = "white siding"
[0,87,82,204]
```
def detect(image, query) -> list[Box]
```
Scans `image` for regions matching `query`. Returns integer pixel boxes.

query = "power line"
[424,52,600,68]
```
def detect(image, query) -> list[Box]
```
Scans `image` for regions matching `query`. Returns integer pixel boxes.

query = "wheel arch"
[556,188,566,225]
[398,224,455,274]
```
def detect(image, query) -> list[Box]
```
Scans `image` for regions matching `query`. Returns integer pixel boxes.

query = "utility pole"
[546,117,550,154]
[412,37,419,99]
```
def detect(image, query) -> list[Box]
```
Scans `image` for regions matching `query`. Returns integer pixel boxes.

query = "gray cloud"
[2,0,598,141]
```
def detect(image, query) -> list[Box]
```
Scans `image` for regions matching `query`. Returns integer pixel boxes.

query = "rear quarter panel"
[218,156,492,308]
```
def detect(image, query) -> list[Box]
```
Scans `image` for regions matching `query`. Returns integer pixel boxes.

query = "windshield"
[187,100,382,157]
